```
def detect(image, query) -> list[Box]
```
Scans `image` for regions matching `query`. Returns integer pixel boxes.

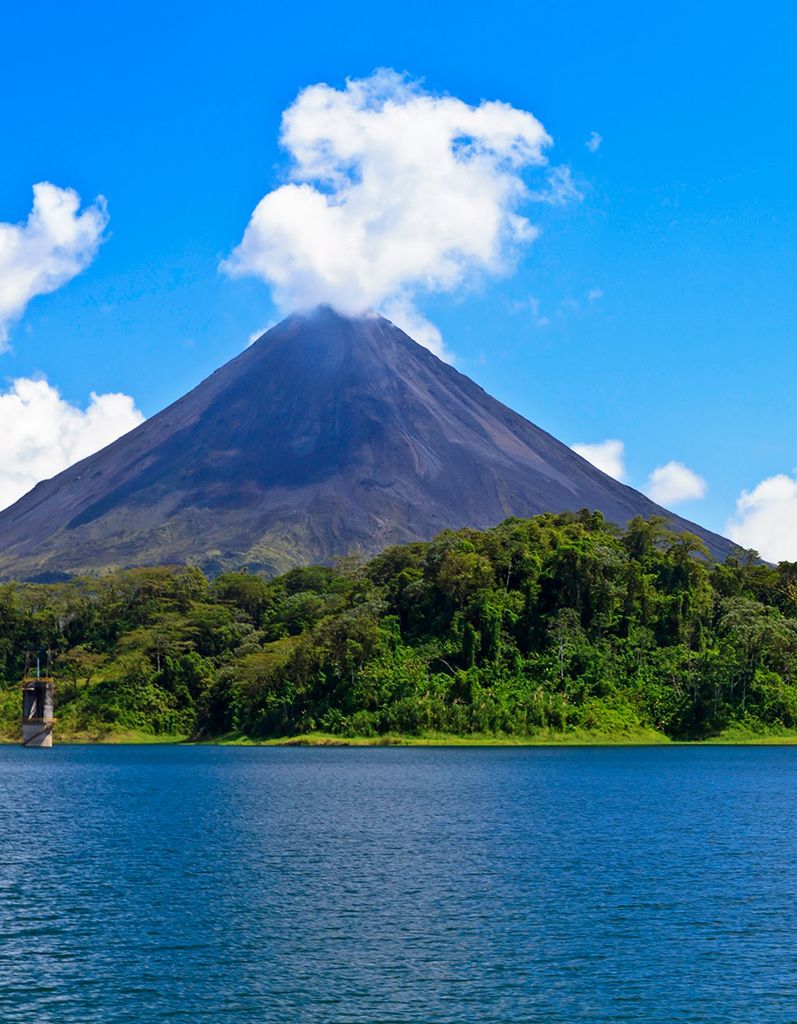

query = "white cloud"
[528,164,582,206]
[0,377,144,511]
[726,473,797,562]
[247,322,277,347]
[572,439,626,481]
[0,183,108,348]
[222,69,574,353]
[587,287,603,302]
[586,131,603,153]
[380,297,449,360]
[508,295,550,328]
[646,460,707,505]
[529,298,551,327]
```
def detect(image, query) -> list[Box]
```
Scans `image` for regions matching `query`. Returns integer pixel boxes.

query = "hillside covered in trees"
[1,512,796,744]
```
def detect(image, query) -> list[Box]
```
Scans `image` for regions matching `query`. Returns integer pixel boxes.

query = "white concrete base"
[22,722,53,748]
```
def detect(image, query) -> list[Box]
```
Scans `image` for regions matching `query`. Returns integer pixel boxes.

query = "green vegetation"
[2,511,797,744]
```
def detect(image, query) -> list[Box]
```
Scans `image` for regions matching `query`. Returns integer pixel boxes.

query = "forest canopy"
[2,511,796,743]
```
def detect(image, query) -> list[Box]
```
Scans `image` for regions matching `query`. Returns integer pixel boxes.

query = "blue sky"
[1,0,795,557]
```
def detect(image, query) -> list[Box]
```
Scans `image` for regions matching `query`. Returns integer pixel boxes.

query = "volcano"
[0,307,732,578]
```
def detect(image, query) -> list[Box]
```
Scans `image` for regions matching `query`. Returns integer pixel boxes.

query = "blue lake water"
[1,744,796,1023]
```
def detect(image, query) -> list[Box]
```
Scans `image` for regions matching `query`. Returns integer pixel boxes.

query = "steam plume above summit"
[222,70,574,356]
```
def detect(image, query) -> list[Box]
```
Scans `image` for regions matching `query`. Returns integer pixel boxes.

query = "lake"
[1,744,796,1022]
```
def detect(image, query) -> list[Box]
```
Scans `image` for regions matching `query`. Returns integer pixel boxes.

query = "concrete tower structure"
[22,675,54,748]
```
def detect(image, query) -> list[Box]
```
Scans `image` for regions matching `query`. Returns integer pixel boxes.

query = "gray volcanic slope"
[0,307,733,579]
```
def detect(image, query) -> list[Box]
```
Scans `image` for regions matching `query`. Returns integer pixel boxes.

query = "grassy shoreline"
[0,729,189,746]
[6,726,797,746]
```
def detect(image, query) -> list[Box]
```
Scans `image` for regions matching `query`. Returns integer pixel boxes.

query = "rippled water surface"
[2,744,797,1022]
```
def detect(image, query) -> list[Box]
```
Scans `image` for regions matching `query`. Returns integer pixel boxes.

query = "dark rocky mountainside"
[0,307,733,579]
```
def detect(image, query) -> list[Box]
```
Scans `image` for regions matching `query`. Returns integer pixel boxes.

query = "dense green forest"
[2,511,797,743]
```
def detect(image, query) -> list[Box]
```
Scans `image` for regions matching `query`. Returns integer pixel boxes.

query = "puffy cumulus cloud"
[646,461,707,505]
[222,70,572,354]
[726,473,797,562]
[0,377,144,511]
[572,439,626,481]
[0,183,108,348]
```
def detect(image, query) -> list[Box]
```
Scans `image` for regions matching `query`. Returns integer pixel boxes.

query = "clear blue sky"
[2,0,795,549]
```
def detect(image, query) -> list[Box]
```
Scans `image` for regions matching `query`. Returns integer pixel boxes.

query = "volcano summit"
[0,307,731,578]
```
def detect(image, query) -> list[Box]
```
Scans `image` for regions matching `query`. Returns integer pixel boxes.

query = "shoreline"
[5,728,797,747]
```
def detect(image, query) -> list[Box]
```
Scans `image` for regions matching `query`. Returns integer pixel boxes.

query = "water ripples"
[1,744,796,1022]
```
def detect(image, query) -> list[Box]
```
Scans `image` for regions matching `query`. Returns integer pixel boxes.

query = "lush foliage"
[2,512,796,742]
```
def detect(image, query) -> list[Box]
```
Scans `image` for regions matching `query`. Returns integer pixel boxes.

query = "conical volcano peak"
[257,304,390,341]
[0,311,733,580]
[248,305,404,359]
[292,303,375,325]
[242,306,445,402]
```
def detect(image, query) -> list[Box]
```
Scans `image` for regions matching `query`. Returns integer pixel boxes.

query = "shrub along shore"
[2,511,796,745]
